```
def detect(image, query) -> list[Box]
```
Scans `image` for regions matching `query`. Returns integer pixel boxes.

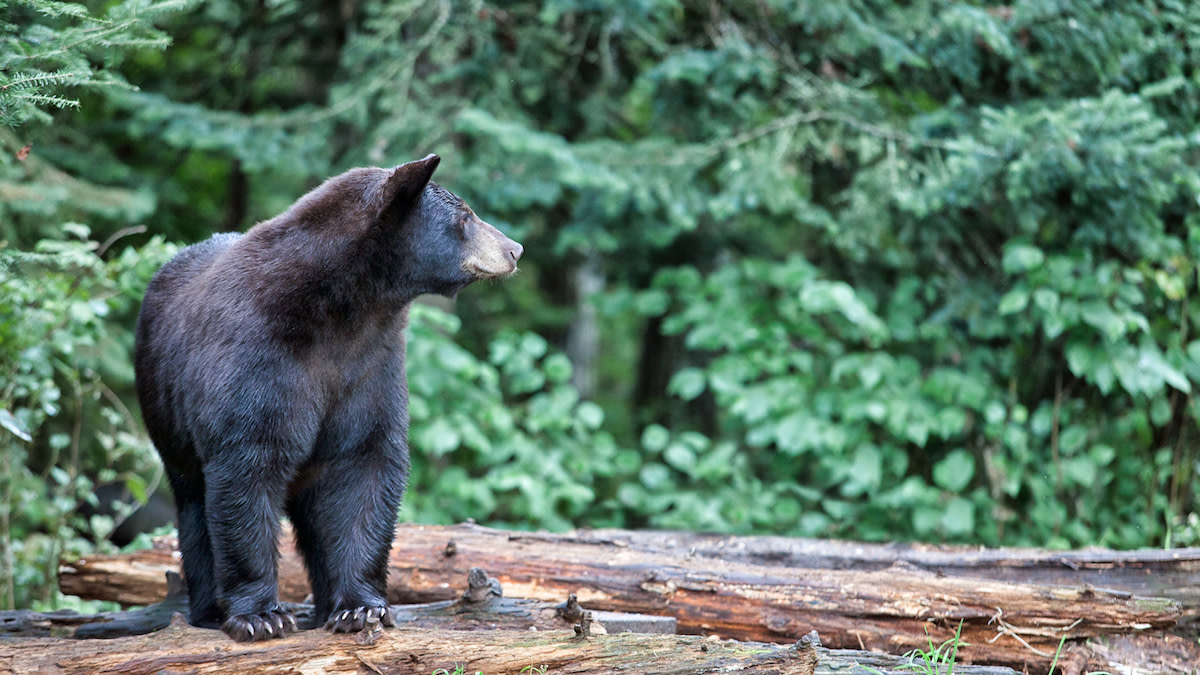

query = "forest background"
[3,0,1200,612]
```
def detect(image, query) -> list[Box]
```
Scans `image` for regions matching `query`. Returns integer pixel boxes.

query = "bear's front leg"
[204,458,299,642]
[287,439,407,634]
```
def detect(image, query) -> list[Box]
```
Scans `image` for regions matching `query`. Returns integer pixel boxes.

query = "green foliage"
[0,0,194,128]
[429,662,547,667]
[431,667,479,675]
[0,0,192,247]
[429,658,547,667]
[404,305,618,531]
[0,228,176,609]
[898,622,965,675]
[625,235,1198,547]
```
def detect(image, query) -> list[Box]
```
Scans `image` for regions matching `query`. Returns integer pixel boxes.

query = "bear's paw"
[221,607,298,642]
[324,605,394,634]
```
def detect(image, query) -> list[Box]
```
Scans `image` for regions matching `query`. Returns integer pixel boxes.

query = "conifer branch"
[0,72,78,93]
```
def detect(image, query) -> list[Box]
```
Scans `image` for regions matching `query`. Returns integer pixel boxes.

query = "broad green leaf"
[641,424,670,452]
[998,288,1029,314]
[639,463,672,490]
[669,368,707,401]
[1002,243,1045,273]
[576,401,604,429]
[415,418,461,457]
[0,410,31,442]
[543,353,573,384]
[941,497,975,536]
[933,450,975,493]
[664,443,697,474]
[1059,426,1087,454]
[1063,456,1097,486]
[842,445,882,495]
[1138,346,1191,393]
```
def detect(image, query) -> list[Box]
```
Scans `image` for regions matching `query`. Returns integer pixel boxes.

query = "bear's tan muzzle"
[463,217,523,279]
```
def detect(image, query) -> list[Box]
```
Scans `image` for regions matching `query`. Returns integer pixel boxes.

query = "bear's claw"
[222,607,297,642]
[325,605,394,634]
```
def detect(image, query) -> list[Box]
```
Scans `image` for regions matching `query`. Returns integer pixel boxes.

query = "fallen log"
[20,568,673,640]
[60,523,1192,673]
[0,619,1024,675]
[0,597,190,640]
[579,528,1200,616]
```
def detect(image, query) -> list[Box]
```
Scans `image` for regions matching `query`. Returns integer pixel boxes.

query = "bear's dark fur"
[134,154,522,641]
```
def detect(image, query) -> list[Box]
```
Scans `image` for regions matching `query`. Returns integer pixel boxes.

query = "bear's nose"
[508,241,524,262]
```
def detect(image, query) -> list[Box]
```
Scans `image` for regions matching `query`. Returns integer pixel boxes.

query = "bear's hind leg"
[166,467,222,629]
[287,448,404,633]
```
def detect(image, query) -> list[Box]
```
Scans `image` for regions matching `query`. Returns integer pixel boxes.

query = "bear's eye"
[459,216,474,239]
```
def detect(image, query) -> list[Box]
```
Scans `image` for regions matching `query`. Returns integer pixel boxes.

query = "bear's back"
[136,232,246,452]
[151,232,243,295]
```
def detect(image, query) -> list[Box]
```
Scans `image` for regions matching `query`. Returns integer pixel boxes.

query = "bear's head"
[280,154,523,302]
[384,154,524,297]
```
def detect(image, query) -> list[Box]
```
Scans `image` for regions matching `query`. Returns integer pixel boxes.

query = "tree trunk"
[60,523,1197,674]
[566,251,603,398]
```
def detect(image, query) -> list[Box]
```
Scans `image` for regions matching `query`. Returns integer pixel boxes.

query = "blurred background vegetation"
[4,0,1200,611]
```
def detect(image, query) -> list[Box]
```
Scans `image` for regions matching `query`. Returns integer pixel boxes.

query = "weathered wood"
[576,528,1200,618]
[59,523,1190,673]
[22,568,674,640]
[58,538,179,607]
[0,620,1022,675]
[0,598,191,640]
[379,525,1182,672]
[1084,634,1200,675]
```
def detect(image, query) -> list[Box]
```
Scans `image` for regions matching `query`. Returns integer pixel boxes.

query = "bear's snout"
[506,239,524,263]
[463,217,523,279]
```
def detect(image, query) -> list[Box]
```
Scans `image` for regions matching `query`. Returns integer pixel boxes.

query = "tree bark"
[0,620,1028,675]
[6,619,810,675]
[17,568,674,640]
[585,528,1200,609]
[60,523,1196,673]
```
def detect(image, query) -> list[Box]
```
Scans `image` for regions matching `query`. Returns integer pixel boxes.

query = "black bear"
[135,154,521,641]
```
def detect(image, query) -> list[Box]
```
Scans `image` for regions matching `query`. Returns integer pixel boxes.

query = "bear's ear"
[372,154,441,221]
